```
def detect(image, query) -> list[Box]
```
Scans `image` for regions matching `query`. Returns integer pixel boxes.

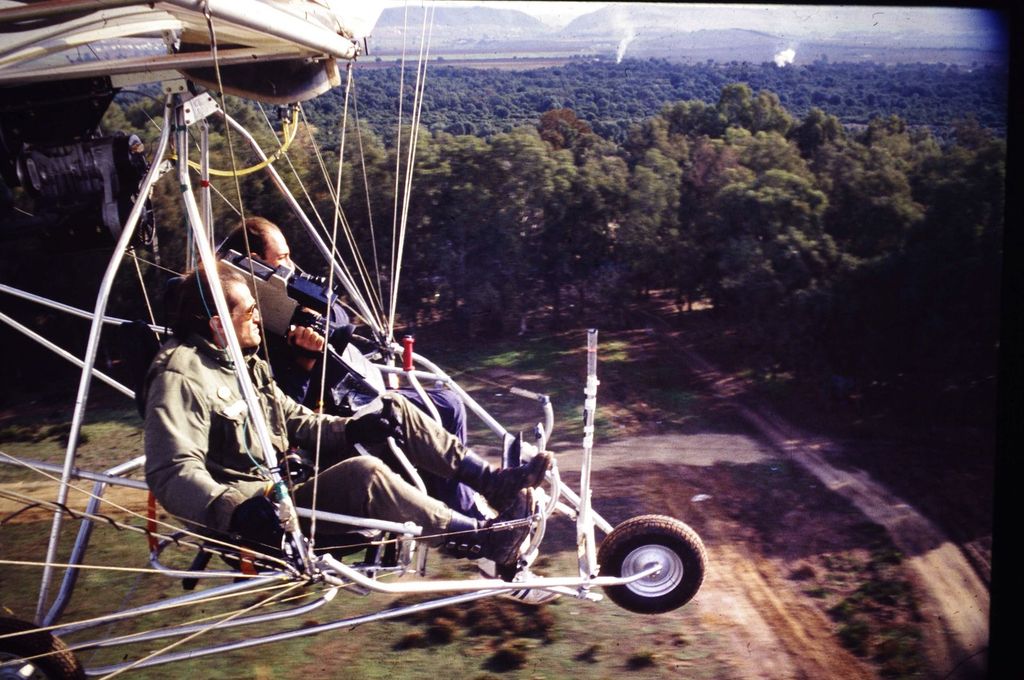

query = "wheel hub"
[621,544,684,597]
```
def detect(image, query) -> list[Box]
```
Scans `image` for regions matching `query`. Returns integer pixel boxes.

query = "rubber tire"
[597,514,707,614]
[0,617,84,680]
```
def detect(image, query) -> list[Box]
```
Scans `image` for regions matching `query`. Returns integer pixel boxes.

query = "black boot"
[455,450,551,512]
[443,492,533,571]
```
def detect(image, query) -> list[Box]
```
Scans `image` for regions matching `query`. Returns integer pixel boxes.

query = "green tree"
[401,131,493,332]
[620,148,682,296]
[790,107,845,159]
[711,169,833,323]
[675,136,742,308]
[537,108,592,153]
[818,143,924,260]
[716,83,794,135]
[725,127,812,179]
[546,150,628,325]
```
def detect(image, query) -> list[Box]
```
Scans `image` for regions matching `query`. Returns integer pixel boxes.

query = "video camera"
[218,249,386,406]
[220,249,354,347]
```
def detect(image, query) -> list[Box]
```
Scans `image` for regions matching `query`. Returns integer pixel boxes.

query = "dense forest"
[0,59,1007,428]
[314,59,1008,144]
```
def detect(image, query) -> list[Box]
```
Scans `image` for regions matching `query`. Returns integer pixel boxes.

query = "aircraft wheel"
[0,617,84,680]
[597,514,706,614]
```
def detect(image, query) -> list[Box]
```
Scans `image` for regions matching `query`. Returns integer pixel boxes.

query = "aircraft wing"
[0,0,379,100]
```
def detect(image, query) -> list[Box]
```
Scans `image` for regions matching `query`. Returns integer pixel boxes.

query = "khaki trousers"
[292,394,468,545]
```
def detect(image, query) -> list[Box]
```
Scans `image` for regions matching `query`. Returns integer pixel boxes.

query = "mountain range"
[367,5,1007,66]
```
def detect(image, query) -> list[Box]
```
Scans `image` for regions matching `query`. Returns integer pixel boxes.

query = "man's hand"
[288,321,325,371]
[345,399,404,447]
[229,495,284,554]
[281,449,314,485]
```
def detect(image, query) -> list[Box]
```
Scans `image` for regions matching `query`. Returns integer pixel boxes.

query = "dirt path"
[678,348,989,677]
[550,345,989,679]
[0,341,990,679]
[678,348,990,677]
[556,435,874,680]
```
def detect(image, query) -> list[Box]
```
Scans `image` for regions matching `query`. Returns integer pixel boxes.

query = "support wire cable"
[350,78,387,314]
[95,580,308,679]
[202,3,250,232]
[199,9,304,526]
[0,453,294,571]
[387,0,412,341]
[259,102,387,332]
[128,246,157,327]
[387,2,435,342]
[249,84,379,549]
[220,104,383,337]
[307,62,361,542]
[293,95,387,331]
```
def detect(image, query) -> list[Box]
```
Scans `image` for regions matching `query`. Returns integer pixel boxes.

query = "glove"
[345,399,404,447]
[281,449,314,485]
[228,494,284,554]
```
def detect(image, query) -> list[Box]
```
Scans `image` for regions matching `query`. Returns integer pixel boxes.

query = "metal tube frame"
[577,329,600,588]
[35,99,174,625]
[0,311,136,399]
[60,560,658,677]
[0,454,149,492]
[0,85,627,675]
[219,110,382,337]
[54,575,291,637]
[173,95,314,575]
[43,457,147,624]
[0,283,159,329]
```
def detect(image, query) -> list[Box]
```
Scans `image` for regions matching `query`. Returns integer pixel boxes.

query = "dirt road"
[552,347,990,679]
[0,338,992,679]
[681,347,990,677]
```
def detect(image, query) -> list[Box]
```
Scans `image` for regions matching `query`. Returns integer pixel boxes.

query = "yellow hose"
[173,106,299,178]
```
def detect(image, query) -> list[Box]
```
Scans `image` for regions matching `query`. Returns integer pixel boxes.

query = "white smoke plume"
[609,5,637,64]
[616,29,638,63]
[774,47,796,67]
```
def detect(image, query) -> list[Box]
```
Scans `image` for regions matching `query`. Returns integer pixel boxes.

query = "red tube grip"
[402,335,415,371]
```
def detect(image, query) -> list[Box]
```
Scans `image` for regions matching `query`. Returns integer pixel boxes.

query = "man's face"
[260,230,294,272]
[225,282,262,349]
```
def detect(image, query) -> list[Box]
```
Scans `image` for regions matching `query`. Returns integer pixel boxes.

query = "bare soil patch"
[0,312,994,679]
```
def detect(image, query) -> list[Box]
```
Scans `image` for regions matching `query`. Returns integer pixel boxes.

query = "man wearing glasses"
[142,262,551,572]
[218,217,483,521]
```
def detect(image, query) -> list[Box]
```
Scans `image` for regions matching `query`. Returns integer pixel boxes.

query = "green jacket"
[143,334,348,533]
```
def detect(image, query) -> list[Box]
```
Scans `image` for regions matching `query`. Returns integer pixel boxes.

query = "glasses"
[233,303,258,321]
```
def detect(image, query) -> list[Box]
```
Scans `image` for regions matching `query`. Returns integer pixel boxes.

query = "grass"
[0,422,77,444]
[483,641,529,672]
[1,435,724,680]
[0,327,931,679]
[0,405,143,484]
[432,328,740,443]
[443,329,713,446]
[836,617,872,656]
[874,626,925,678]
[816,545,924,676]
